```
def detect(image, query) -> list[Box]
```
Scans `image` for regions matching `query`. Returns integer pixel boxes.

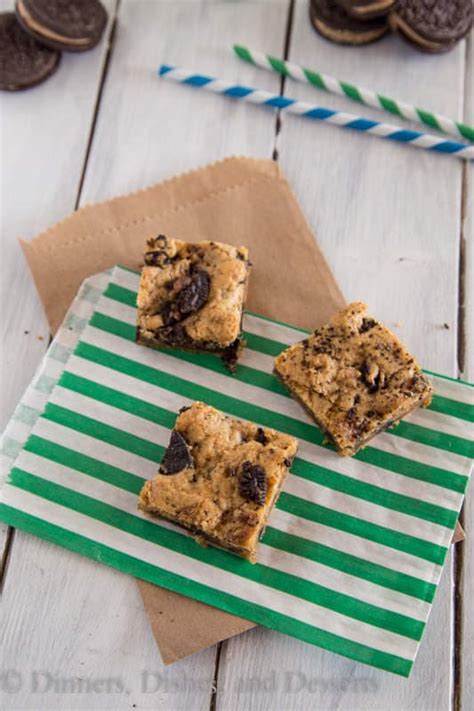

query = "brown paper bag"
[20,156,464,664]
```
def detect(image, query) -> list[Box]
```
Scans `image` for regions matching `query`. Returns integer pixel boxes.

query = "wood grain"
[0,0,116,432]
[80,0,288,204]
[0,530,216,710]
[459,33,473,711]
[277,2,465,373]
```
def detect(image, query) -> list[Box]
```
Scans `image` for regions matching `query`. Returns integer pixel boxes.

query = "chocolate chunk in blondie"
[138,402,298,562]
[136,235,250,370]
[274,302,433,456]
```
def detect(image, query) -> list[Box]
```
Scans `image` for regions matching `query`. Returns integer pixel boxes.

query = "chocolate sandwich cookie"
[0,12,60,91]
[15,0,108,52]
[389,0,473,53]
[337,0,395,19]
[310,0,389,45]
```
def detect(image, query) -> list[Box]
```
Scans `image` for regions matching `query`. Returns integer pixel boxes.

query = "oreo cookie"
[0,11,60,91]
[389,0,473,53]
[16,0,108,53]
[336,0,395,19]
[310,0,389,45]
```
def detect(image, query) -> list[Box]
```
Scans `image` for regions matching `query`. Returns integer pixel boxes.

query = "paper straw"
[233,45,474,144]
[158,65,474,161]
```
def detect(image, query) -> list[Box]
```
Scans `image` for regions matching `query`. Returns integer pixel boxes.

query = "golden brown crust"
[274,303,433,456]
[138,402,298,562]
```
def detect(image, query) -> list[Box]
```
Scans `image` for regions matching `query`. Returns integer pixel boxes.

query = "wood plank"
[0,4,124,693]
[462,49,473,378]
[0,530,216,710]
[1,2,290,709]
[0,0,115,572]
[459,33,473,711]
[277,3,464,373]
[80,0,288,203]
[219,1,465,707]
[0,0,116,433]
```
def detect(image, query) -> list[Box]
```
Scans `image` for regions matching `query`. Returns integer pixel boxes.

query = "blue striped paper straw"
[158,65,474,161]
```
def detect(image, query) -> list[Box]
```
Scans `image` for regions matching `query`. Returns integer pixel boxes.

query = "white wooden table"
[1,1,472,709]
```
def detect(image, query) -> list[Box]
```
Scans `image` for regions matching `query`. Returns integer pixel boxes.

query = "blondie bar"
[136,235,250,370]
[274,303,433,456]
[138,402,298,562]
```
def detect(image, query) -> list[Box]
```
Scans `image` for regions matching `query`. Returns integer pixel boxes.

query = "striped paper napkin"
[1,266,472,677]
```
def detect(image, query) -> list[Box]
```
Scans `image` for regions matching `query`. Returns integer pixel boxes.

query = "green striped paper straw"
[234,45,474,144]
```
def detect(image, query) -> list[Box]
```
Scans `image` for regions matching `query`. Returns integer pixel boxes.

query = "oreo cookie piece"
[15,0,108,53]
[336,0,395,19]
[0,12,60,91]
[159,430,194,475]
[310,0,389,45]
[239,462,267,507]
[176,269,210,316]
[389,0,473,53]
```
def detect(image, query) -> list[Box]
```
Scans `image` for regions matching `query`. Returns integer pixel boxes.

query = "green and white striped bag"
[1,266,472,677]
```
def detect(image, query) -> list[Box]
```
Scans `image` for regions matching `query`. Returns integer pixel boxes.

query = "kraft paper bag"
[19,156,464,664]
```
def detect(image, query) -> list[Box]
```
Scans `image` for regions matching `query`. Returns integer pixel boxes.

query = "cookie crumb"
[24,330,29,335]
[37,335,44,341]
[443,323,450,330]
